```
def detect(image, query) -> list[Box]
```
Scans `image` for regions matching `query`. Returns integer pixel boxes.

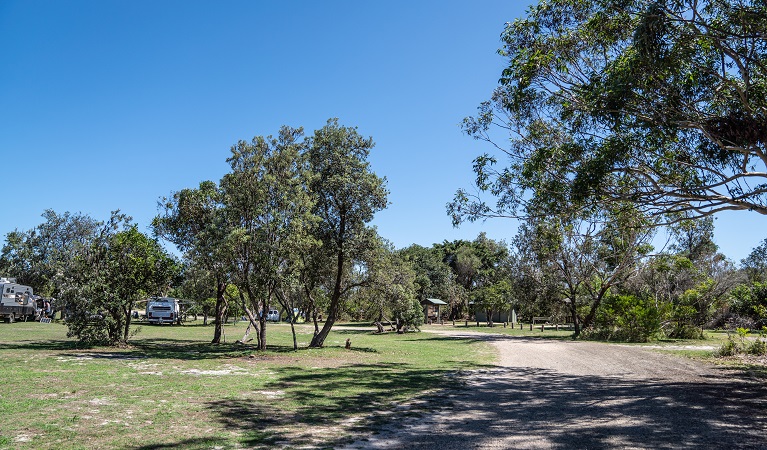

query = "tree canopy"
[453,0,767,224]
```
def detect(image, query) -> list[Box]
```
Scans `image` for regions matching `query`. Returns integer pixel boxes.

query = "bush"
[668,324,706,340]
[716,327,767,357]
[591,294,663,342]
[747,339,767,356]
[717,338,738,357]
[728,283,767,328]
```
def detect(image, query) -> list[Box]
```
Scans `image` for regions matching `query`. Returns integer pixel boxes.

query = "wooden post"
[556,324,559,331]
[541,324,544,332]
[465,320,468,327]
[503,322,507,328]
[529,323,533,331]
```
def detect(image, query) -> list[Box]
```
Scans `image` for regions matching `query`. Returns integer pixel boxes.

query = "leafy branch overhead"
[452,0,767,224]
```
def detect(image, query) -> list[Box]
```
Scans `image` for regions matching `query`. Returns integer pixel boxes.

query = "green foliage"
[471,279,512,325]
[221,125,319,349]
[396,298,425,332]
[0,209,101,297]
[454,0,767,228]
[588,294,664,342]
[360,238,419,328]
[153,179,232,343]
[62,220,180,346]
[307,119,389,347]
[742,238,767,283]
[717,327,767,357]
[728,282,767,328]
[668,215,718,263]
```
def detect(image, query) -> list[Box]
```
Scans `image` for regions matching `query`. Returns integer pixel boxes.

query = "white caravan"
[0,277,38,323]
[146,297,181,325]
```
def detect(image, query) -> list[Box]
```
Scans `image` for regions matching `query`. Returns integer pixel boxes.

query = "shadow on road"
[344,366,767,449]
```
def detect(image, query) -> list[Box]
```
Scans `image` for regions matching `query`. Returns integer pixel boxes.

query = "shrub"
[591,294,663,342]
[728,283,767,328]
[717,327,767,357]
[717,338,738,357]
[747,339,767,356]
[669,324,705,340]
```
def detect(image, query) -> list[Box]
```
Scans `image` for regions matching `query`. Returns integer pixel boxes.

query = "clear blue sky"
[1,1,763,262]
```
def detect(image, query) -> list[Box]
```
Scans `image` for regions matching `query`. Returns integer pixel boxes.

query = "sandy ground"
[342,328,767,449]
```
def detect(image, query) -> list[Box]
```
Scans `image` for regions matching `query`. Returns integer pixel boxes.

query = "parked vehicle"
[266,309,280,322]
[146,297,181,325]
[0,277,38,323]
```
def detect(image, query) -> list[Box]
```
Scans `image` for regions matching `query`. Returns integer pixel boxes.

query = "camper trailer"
[0,277,38,323]
[146,297,181,325]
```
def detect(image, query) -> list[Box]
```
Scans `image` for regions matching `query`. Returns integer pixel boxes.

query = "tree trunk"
[123,303,133,343]
[310,232,345,348]
[582,288,609,331]
[211,280,228,344]
[276,289,298,351]
[240,302,262,344]
[569,302,580,337]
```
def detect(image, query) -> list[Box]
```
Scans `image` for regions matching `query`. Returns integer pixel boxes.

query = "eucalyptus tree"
[668,215,718,263]
[398,244,454,310]
[1,209,101,297]
[453,0,767,226]
[63,215,179,345]
[360,238,421,333]
[306,119,389,348]
[153,180,233,344]
[742,238,767,283]
[221,125,319,351]
[522,204,654,336]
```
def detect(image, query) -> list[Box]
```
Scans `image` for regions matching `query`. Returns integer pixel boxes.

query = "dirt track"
[342,329,767,449]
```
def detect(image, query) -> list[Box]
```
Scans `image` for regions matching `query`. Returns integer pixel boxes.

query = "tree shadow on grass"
[0,340,83,351]
[139,359,766,449]
[133,437,237,450]
[201,361,486,448]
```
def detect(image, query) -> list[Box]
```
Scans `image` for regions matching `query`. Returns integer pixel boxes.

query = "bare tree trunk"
[310,238,345,348]
[276,290,298,351]
[123,303,133,343]
[211,279,228,344]
[238,291,261,348]
[303,284,320,337]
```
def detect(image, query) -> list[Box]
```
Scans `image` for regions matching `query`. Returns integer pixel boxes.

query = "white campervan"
[146,297,180,325]
[0,277,38,323]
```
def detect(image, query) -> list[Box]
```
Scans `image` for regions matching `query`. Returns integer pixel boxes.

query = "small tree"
[63,215,179,346]
[154,181,232,344]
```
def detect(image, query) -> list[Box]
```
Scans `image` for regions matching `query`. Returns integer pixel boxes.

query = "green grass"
[0,320,491,449]
[426,321,577,339]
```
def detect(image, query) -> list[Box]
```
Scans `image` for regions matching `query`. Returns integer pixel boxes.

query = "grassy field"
[0,320,493,449]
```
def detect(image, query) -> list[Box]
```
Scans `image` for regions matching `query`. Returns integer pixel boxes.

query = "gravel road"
[342,329,767,449]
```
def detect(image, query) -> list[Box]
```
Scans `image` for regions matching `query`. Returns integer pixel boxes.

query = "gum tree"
[154,181,233,344]
[307,119,389,348]
[221,125,319,351]
[453,0,767,225]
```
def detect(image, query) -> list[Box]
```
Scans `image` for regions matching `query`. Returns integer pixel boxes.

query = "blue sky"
[1,1,764,263]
